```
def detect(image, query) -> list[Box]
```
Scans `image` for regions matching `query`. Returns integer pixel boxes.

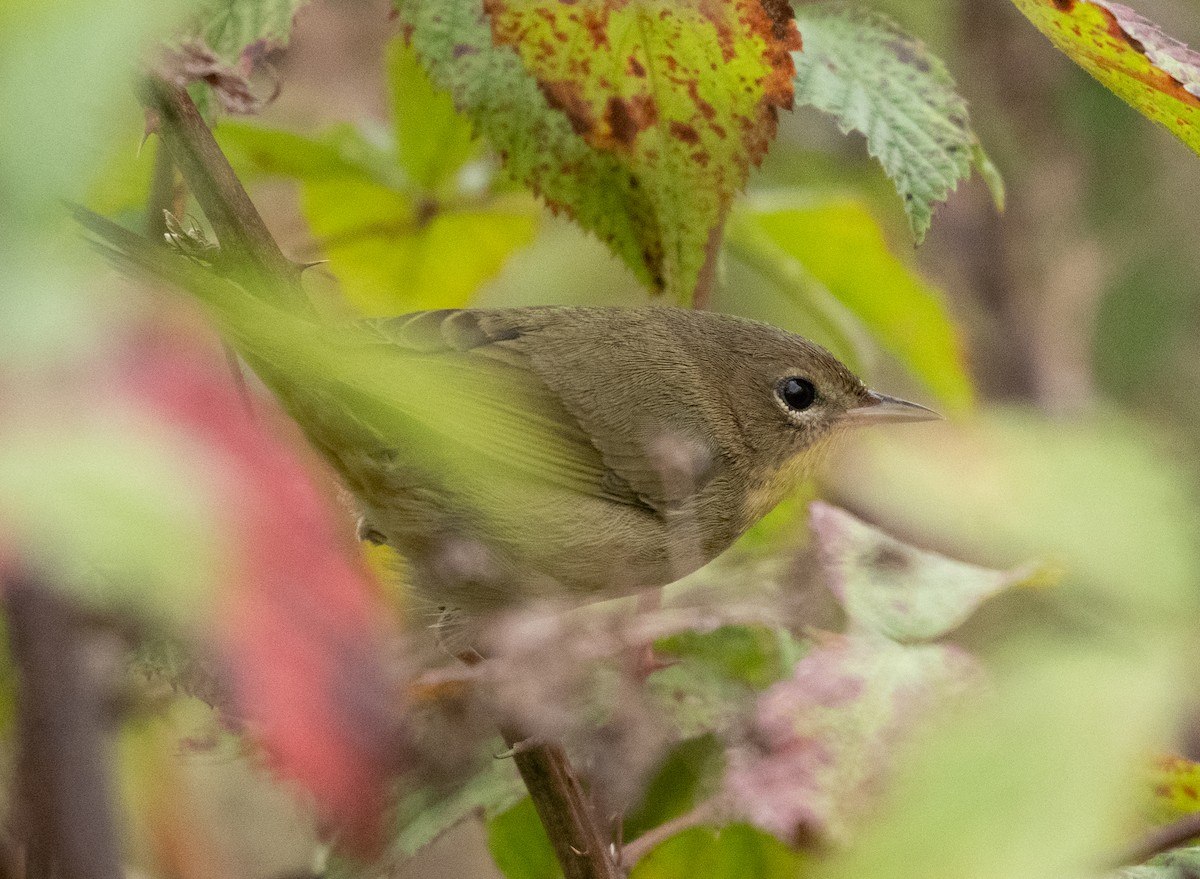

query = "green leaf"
[1009,0,1200,158]
[731,196,973,411]
[389,37,479,191]
[830,410,1200,607]
[794,414,1200,871]
[629,824,804,879]
[644,659,758,741]
[217,122,538,314]
[623,735,726,841]
[301,178,537,314]
[486,797,562,879]
[189,0,307,61]
[655,625,797,690]
[1121,846,1200,878]
[792,3,1004,243]
[398,0,801,304]
[217,122,390,183]
[391,753,525,856]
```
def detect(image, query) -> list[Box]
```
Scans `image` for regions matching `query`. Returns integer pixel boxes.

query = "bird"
[75,208,938,639]
[321,306,938,624]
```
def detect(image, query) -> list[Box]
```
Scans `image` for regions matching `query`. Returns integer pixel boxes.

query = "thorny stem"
[503,734,621,879]
[138,77,310,313]
[7,576,122,879]
[459,650,620,879]
[143,78,622,879]
[145,138,177,240]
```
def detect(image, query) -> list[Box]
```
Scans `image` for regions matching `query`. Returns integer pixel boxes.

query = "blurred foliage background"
[4,1,1200,878]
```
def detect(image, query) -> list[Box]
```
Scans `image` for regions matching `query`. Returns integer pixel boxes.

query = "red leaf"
[122,323,402,853]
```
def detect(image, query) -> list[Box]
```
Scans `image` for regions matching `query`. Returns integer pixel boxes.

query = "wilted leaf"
[399,0,801,303]
[167,0,310,114]
[810,501,1030,642]
[736,196,973,410]
[162,40,261,114]
[1010,0,1200,157]
[792,3,1004,242]
[725,635,979,844]
[189,0,308,61]
[628,824,804,879]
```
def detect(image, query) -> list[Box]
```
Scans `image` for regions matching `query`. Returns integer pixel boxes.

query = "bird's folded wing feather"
[359,309,652,512]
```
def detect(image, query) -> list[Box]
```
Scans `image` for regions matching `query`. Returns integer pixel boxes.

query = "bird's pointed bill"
[845,390,942,425]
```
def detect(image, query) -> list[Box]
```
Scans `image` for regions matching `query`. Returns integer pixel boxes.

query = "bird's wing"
[360,309,653,512]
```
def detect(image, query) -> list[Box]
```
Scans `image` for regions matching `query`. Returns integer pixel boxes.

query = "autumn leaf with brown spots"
[1011,0,1200,156]
[398,0,801,305]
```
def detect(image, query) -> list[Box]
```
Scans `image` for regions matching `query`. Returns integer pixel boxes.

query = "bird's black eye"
[778,377,817,412]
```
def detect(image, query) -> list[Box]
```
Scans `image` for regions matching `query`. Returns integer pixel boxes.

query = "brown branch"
[6,576,122,879]
[138,77,309,313]
[691,215,725,311]
[503,733,620,879]
[1114,813,1200,868]
[458,649,619,879]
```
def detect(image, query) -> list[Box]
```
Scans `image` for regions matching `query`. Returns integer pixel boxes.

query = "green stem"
[724,210,871,375]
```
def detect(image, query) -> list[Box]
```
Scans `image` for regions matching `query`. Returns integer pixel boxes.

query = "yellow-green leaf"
[302,178,536,314]
[390,38,479,192]
[218,121,536,314]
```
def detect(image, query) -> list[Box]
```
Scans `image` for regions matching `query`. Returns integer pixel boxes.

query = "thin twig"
[1114,813,1200,867]
[7,576,122,879]
[619,798,721,868]
[691,215,726,311]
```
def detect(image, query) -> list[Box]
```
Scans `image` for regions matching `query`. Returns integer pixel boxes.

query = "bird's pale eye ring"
[777,377,817,412]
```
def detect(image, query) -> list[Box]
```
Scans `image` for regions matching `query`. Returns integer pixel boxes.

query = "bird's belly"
[366,477,716,613]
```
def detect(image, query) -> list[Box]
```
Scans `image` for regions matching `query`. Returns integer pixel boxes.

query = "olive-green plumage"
[74,206,936,629]
[278,306,935,621]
